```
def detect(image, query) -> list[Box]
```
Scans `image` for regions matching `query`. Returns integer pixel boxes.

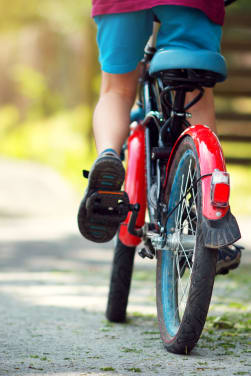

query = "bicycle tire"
[106,237,136,322]
[156,136,217,354]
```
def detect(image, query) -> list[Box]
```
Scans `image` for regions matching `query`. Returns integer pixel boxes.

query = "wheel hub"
[166,233,196,251]
[150,231,196,251]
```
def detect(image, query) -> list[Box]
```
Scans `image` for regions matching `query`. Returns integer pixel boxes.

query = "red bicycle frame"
[119,123,147,247]
[119,122,239,248]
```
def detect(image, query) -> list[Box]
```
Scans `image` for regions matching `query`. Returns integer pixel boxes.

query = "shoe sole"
[78,156,125,243]
[216,252,241,275]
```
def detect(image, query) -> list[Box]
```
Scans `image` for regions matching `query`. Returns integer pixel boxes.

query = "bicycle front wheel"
[156,136,217,354]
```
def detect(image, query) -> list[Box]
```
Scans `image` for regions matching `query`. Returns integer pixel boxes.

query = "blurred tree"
[0,0,92,32]
[14,65,63,119]
[0,0,98,135]
[0,0,40,31]
[0,0,100,186]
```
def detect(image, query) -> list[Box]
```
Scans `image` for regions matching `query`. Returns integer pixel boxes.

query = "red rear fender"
[165,124,240,247]
[167,124,228,220]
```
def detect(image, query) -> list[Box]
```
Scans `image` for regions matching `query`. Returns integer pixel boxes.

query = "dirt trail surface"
[0,157,250,376]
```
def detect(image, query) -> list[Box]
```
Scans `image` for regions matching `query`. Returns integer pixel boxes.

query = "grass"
[124,368,142,373]
[121,347,142,354]
[99,367,115,372]
[133,270,155,282]
[199,311,251,353]
[201,263,251,354]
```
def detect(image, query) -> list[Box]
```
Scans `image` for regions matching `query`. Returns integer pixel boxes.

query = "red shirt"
[92,0,225,25]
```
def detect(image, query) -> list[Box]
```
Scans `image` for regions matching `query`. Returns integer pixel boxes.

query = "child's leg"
[78,69,139,243]
[186,88,217,133]
[92,10,153,155]
[78,11,153,242]
[93,68,140,155]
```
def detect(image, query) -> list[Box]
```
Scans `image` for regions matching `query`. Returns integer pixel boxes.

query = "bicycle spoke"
[175,252,185,295]
[180,245,193,272]
[172,157,198,319]
[176,159,193,233]
[189,167,198,219]
[176,174,185,230]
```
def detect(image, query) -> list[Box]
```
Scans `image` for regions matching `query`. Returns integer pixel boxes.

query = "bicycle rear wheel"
[156,136,217,354]
[106,237,136,322]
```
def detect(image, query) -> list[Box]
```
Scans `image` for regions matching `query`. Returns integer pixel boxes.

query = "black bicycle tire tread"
[106,238,136,323]
[156,136,217,354]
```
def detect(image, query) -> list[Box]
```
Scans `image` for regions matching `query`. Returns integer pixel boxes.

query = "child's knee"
[100,69,139,104]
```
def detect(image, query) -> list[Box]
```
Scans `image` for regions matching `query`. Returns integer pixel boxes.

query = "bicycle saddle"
[149,48,227,82]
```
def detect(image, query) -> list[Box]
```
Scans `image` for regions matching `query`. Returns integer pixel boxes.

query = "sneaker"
[77,149,125,243]
[216,244,243,275]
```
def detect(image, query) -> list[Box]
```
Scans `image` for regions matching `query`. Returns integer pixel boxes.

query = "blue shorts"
[94,5,222,74]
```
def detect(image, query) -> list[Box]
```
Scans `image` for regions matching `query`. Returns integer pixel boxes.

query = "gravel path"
[0,158,250,376]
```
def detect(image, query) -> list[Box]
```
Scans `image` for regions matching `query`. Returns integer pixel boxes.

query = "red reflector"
[211,170,230,207]
[212,183,230,206]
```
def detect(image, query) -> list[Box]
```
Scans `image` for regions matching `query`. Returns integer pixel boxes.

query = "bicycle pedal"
[138,239,155,259]
[86,190,130,224]
[138,247,154,259]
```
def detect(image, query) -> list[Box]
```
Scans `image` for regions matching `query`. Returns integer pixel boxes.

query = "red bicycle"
[105,19,241,354]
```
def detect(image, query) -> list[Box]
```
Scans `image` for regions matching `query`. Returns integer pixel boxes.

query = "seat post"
[173,88,186,114]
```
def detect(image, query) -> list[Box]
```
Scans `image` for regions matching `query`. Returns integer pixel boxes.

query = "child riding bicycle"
[78,1,241,274]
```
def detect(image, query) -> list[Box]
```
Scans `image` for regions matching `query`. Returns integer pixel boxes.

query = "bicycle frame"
[119,122,147,246]
[119,25,240,250]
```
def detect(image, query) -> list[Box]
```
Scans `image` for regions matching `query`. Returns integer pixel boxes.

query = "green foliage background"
[0,0,250,216]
